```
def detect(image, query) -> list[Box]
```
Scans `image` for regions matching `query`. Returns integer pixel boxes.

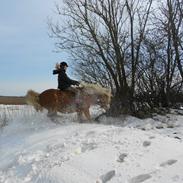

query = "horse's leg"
[77,110,83,123]
[47,109,57,117]
[48,113,60,124]
[83,108,91,121]
[47,108,59,123]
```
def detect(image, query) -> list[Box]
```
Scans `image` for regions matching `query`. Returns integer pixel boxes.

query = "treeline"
[49,0,183,116]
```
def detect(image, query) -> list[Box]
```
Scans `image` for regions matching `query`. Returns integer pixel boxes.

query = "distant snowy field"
[0,105,183,183]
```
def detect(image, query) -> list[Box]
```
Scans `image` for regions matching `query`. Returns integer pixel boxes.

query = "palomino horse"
[25,83,111,121]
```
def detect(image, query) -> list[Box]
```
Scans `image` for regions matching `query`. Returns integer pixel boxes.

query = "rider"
[53,61,80,90]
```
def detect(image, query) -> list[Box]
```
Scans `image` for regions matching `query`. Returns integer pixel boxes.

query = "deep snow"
[0,105,183,183]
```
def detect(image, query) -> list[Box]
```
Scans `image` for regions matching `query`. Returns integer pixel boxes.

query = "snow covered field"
[0,105,183,183]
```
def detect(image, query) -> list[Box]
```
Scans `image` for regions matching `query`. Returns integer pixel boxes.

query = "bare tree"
[125,0,153,97]
[133,0,183,110]
[165,0,183,79]
[49,0,154,115]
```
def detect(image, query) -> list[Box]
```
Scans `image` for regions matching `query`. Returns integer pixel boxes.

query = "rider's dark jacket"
[53,68,79,90]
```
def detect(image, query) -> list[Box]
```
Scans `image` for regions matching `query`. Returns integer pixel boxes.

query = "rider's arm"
[53,70,59,75]
[62,72,79,86]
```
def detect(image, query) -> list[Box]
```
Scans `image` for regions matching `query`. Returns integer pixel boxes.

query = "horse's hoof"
[94,116,101,122]
[94,112,106,122]
[78,119,84,123]
[49,116,60,124]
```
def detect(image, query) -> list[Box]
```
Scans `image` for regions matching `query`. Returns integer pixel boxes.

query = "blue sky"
[0,0,72,96]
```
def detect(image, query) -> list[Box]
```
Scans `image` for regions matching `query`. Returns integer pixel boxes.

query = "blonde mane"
[55,63,60,70]
[81,82,111,99]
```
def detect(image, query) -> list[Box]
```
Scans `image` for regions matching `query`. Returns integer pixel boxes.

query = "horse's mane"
[81,82,111,98]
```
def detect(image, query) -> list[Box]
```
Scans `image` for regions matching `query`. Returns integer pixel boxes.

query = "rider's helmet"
[60,62,68,67]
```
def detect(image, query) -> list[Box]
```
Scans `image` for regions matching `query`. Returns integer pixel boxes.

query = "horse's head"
[96,92,111,110]
[81,83,111,110]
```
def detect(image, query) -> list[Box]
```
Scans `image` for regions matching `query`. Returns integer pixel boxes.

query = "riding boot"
[65,87,77,94]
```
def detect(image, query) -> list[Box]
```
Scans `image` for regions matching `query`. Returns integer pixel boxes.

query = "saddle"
[64,86,84,105]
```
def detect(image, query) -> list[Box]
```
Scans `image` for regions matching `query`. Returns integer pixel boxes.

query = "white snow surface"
[0,105,183,183]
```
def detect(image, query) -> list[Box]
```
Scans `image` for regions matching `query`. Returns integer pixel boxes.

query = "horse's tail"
[25,90,43,111]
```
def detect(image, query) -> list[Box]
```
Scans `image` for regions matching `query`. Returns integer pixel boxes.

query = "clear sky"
[0,0,71,96]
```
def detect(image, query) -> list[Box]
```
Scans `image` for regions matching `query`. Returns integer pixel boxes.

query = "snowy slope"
[0,105,183,183]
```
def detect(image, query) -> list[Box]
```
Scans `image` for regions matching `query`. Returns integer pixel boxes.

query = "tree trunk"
[107,86,132,116]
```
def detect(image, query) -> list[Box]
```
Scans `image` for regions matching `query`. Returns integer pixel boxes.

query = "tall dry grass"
[0,96,26,105]
[0,105,37,128]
